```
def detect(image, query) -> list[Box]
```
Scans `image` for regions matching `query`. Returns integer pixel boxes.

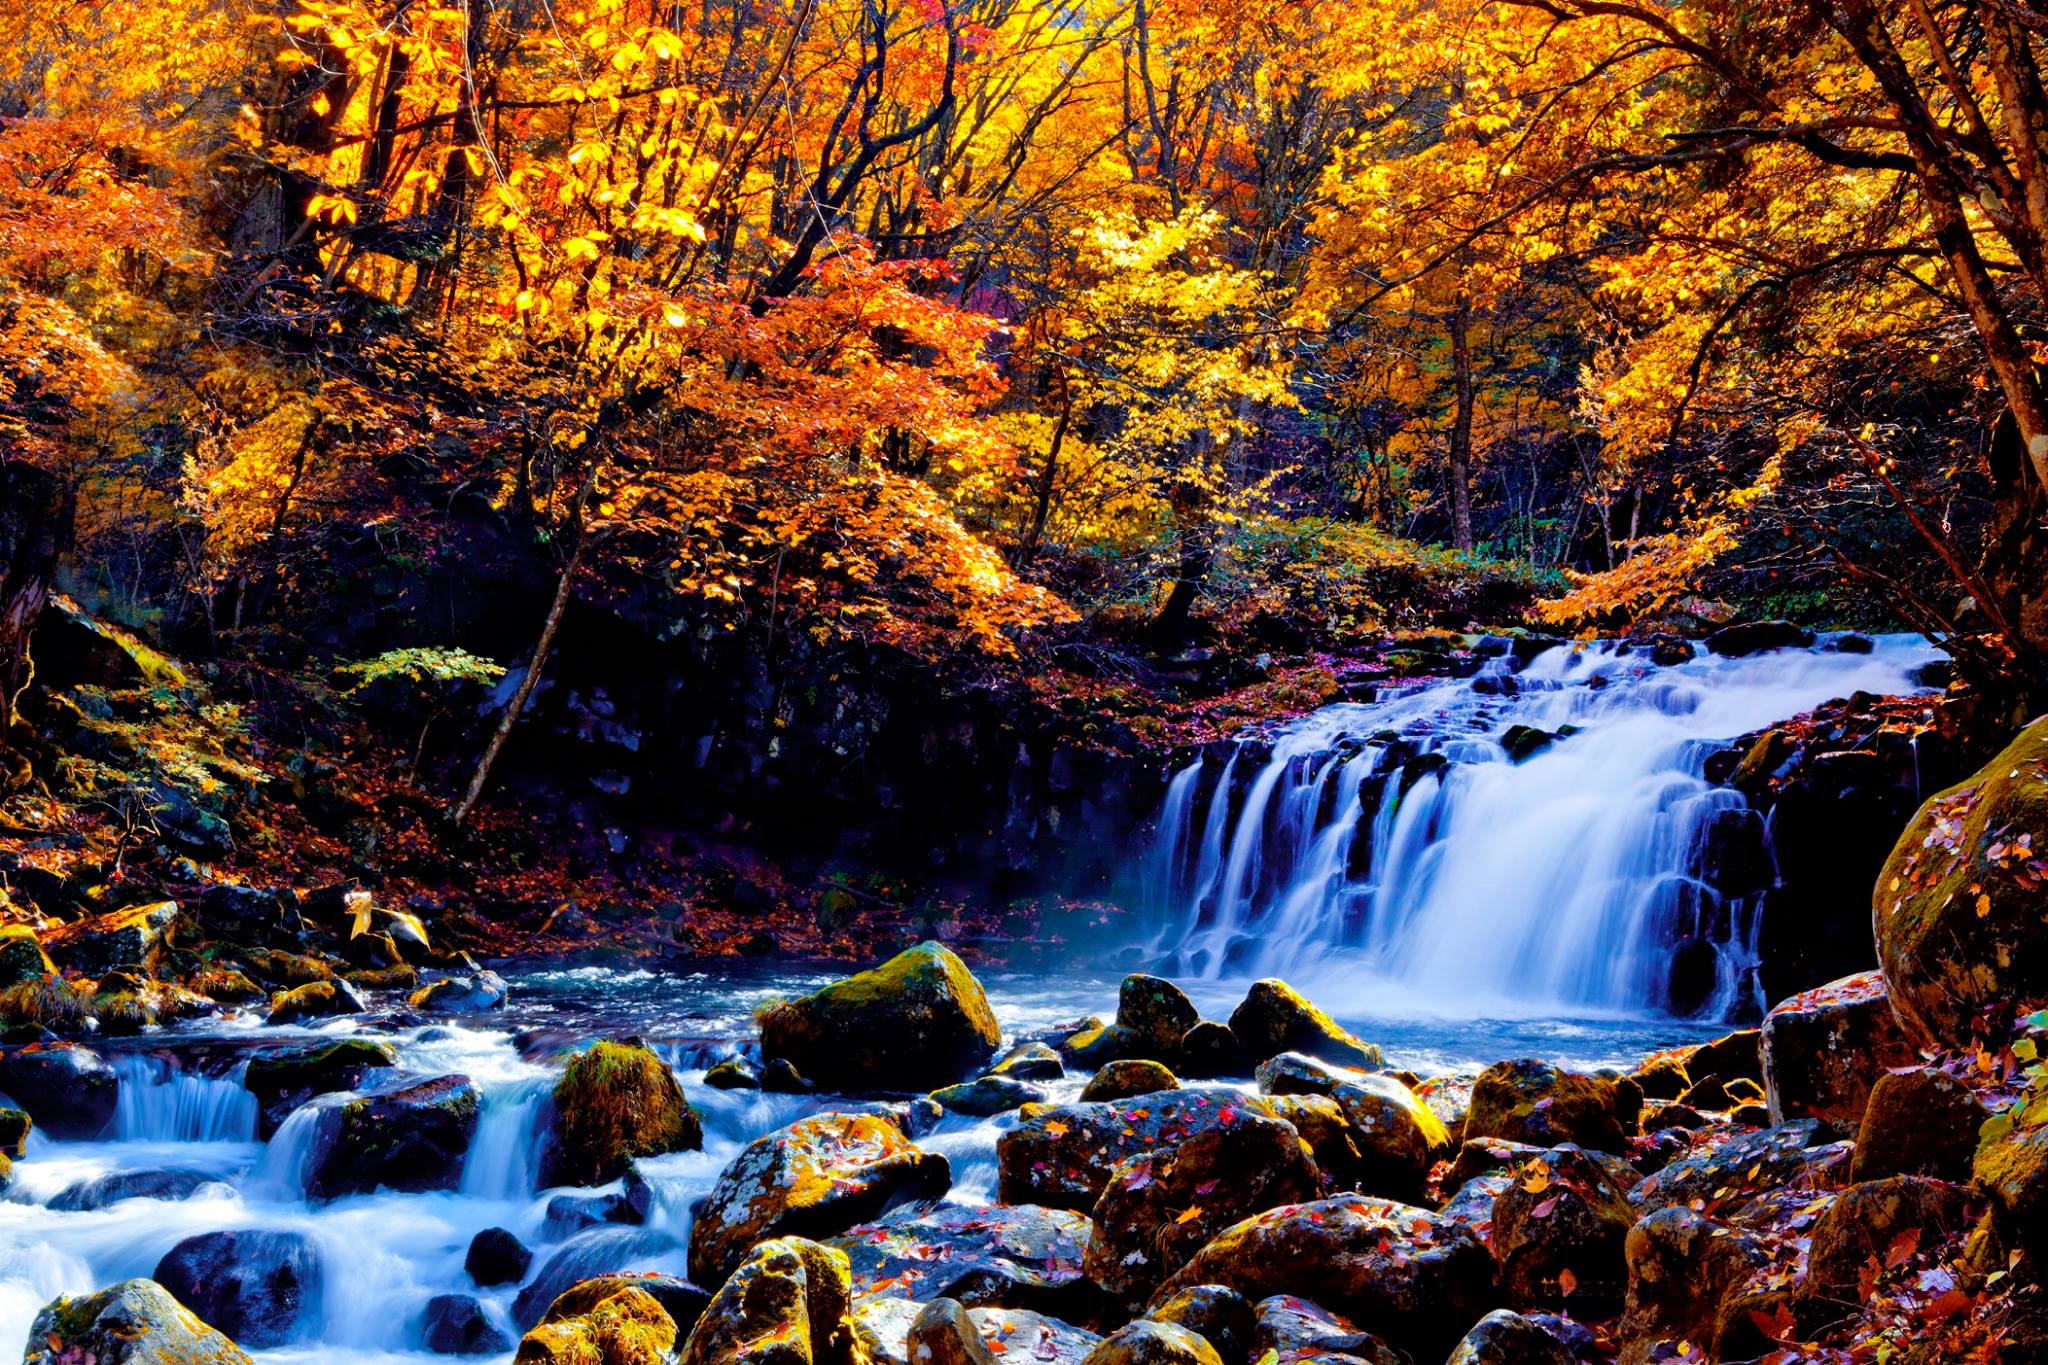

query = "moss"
[549,1041,702,1186]
[346,964,419,991]
[0,925,54,989]
[245,1038,396,1096]
[0,972,94,1029]
[0,1106,29,1157]
[759,941,1002,1090]
[516,1285,675,1365]
[187,965,265,1003]
[91,990,158,1035]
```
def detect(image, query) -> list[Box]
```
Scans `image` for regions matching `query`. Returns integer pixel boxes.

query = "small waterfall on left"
[110,1054,259,1143]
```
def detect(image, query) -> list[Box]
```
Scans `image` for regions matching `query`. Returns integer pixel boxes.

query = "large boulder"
[1616,1208,1770,1365]
[1252,1295,1397,1365]
[421,1293,513,1355]
[537,1275,711,1339]
[1117,975,1201,1058]
[1081,1059,1179,1102]
[999,1087,1268,1210]
[516,1283,675,1365]
[24,1279,252,1365]
[305,1073,480,1199]
[0,1040,119,1138]
[831,1200,1094,1311]
[759,942,1001,1090]
[243,1038,396,1138]
[1446,1310,1573,1365]
[1082,1321,1222,1365]
[155,1229,322,1348]
[1804,1176,1969,1300]
[1085,1112,1320,1300]
[1149,1195,1497,1362]
[688,1112,950,1286]
[1852,1066,1987,1183]
[543,1040,702,1186]
[1760,971,1916,1130]
[1974,1113,2048,1265]
[1629,1120,1848,1214]
[1875,715,2048,1048]
[1489,1145,1636,1315]
[0,923,54,988]
[1325,1075,1452,1204]
[41,901,182,975]
[1464,1059,1628,1152]
[1226,980,1381,1070]
[679,1237,861,1365]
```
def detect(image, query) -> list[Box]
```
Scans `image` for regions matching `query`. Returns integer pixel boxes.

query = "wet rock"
[0,1040,119,1137]
[1176,1022,1251,1079]
[759,941,1001,1091]
[688,1111,950,1285]
[678,1237,860,1365]
[1876,716,2048,1049]
[1490,1144,1636,1315]
[1150,1195,1497,1362]
[243,1037,396,1138]
[512,1228,677,1329]
[422,1293,512,1355]
[1805,1175,1969,1299]
[266,978,369,1025]
[1616,1208,1770,1365]
[932,1074,1044,1115]
[194,883,299,946]
[1761,971,1916,1131]
[1438,1174,1511,1246]
[999,1087,1269,1210]
[468,1227,533,1286]
[517,1283,675,1365]
[0,924,54,988]
[1082,1058,1179,1102]
[1061,1020,1145,1068]
[1446,1309,1574,1365]
[1464,1058,1628,1152]
[854,1300,1098,1365]
[1705,619,1814,656]
[1254,1051,1371,1097]
[705,1058,760,1090]
[1628,1056,1690,1102]
[1086,1112,1320,1300]
[1226,980,1380,1071]
[155,1228,322,1348]
[1326,1075,1452,1204]
[306,1073,481,1199]
[1259,1093,1366,1188]
[1974,1115,2048,1265]
[50,1166,218,1211]
[1147,1286,1254,1364]
[761,1058,812,1093]
[909,1298,998,1365]
[42,901,182,976]
[543,1040,703,1187]
[831,1200,1094,1311]
[241,948,334,988]
[410,971,509,1013]
[1117,975,1200,1058]
[1852,1066,1986,1183]
[1083,1320,1222,1365]
[989,1042,1064,1081]
[189,965,265,1003]
[0,1104,27,1156]
[24,1278,252,1365]
[1629,1119,1844,1214]
[543,1190,641,1238]
[539,1275,711,1339]
[1445,1137,1546,1189]
[1687,1029,1765,1085]
[1252,1295,1396,1365]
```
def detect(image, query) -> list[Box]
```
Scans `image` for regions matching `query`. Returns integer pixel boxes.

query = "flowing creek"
[0,635,1941,1365]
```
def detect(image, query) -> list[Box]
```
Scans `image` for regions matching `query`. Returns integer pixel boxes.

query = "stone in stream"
[1463,1058,1630,1152]
[50,1166,220,1211]
[265,978,368,1025]
[1060,1020,1146,1068]
[760,1058,812,1093]
[908,1298,999,1365]
[513,1227,677,1329]
[830,1199,1094,1312]
[0,923,54,988]
[1760,970,1916,1132]
[855,1299,1099,1365]
[421,1293,513,1355]
[1175,1022,1251,1079]
[1488,1143,1636,1315]
[543,1189,643,1238]
[1852,1066,1987,1182]
[24,1278,253,1365]
[679,1237,860,1365]
[41,901,183,976]
[1445,1310,1574,1365]
[1252,1294,1398,1365]
[539,1274,712,1339]
[1082,1320,1223,1365]
[242,1037,397,1138]
[1876,715,2048,1050]
[1324,1074,1453,1205]
[1148,1195,1496,1363]
[998,1086,1272,1210]
[1705,619,1815,656]
[1146,1285,1254,1364]
[757,940,1002,1090]
[1081,1058,1179,1102]
[1225,980,1382,1071]
[0,1040,120,1138]
[1085,1113,1320,1300]
[154,1228,322,1348]
[0,1103,28,1155]
[467,1226,534,1286]
[409,970,509,1013]
[304,1073,480,1199]
[931,1074,1044,1115]
[989,1042,1065,1081]
[542,1040,703,1187]
[516,1283,676,1365]
[705,1058,760,1089]
[1116,975,1201,1058]
[688,1110,951,1286]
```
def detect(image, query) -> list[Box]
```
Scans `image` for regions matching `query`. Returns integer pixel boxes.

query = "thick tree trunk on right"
[0,460,75,757]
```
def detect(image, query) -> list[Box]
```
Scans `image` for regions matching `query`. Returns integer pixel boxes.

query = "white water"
[1145,635,1939,1018]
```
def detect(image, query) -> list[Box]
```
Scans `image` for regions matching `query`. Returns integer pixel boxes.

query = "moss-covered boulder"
[988,1042,1064,1081]
[1876,716,2048,1048]
[1146,1286,1254,1364]
[544,1041,702,1187]
[41,901,182,976]
[998,1087,1272,1210]
[241,948,334,988]
[759,942,1001,1090]
[1852,1066,1987,1183]
[1083,1321,1223,1365]
[1260,1093,1368,1189]
[1148,1195,1496,1363]
[1085,1112,1319,1301]
[265,979,368,1025]
[1489,1145,1636,1315]
[24,1278,252,1365]
[243,1038,396,1138]
[930,1075,1043,1116]
[516,1283,677,1365]
[0,1104,29,1156]
[688,1112,950,1286]
[1804,1176,1969,1300]
[1081,1058,1179,1102]
[1973,1112,2048,1265]
[1615,1208,1770,1365]
[1760,971,1915,1131]
[0,924,53,988]
[679,1237,861,1365]
[830,1201,1094,1311]
[305,1073,480,1199]
[1628,1119,1846,1214]
[1226,980,1381,1071]
[1060,1020,1145,1068]
[0,1040,119,1138]
[1326,1075,1453,1205]
[1116,975,1200,1057]
[1464,1059,1628,1153]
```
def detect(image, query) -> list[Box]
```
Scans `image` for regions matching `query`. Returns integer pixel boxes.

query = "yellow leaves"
[304,193,357,225]
[1174,1206,1205,1225]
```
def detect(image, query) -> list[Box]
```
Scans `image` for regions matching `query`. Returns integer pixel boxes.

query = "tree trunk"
[0,461,75,757]
[1018,369,1073,564]
[1153,509,1214,644]
[1447,296,1476,553]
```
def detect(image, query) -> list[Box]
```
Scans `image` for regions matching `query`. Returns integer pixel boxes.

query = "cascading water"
[1144,635,1941,1018]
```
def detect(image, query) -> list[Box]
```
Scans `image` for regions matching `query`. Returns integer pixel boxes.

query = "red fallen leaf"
[1748,1303,1797,1343]
[1923,1289,1975,1322]
[1884,1227,1920,1269]
[1558,1267,1579,1298]
[1531,1196,1560,1218]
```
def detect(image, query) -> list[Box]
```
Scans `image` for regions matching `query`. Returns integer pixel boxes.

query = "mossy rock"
[545,1041,702,1187]
[24,1278,251,1365]
[1974,1112,2048,1264]
[1463,1058,1627,1153]
[515,1283,676,1365]
[0,924,54,989]
[1853,1067,1986,1183]
[1115,975,1199,1056]
[305,1073,480,1200]
[1876,716,2048,1049]
[0,1105,29,1157]
[244,1038,396,1138]
[1227,980,1381,1071]
[759,941,1001,1091]
[92,990,158,1035]
[1060,1020,1145,1068]
[266,979,367,1025]
[1327,1074,1453,1205]
[1084,1321,1222,1365]
[1080,1059,1179,1103]
[679,1237,859,1365]
[1,971,95,1030]
[187,965,265,1004]
[41,902,182,977]
[240,948,334,988]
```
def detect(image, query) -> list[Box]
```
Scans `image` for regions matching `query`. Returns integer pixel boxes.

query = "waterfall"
[1143,635,1939,1017]
[109,1056,259,1144]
